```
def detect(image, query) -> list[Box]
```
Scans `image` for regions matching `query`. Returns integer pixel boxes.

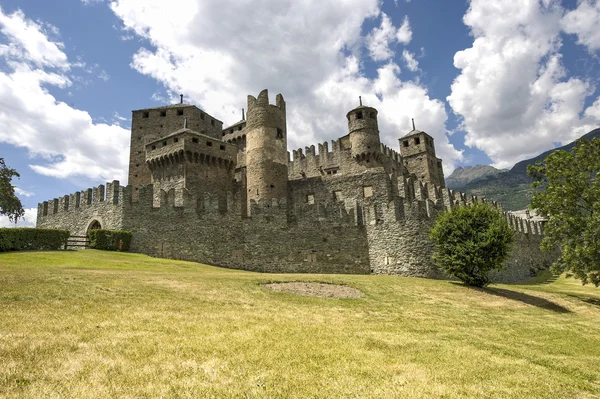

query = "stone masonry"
[37,89,556,282]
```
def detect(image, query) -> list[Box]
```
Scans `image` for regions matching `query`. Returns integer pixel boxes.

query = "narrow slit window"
[276,128,283,139]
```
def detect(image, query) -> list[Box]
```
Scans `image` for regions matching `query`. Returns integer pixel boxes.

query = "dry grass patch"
[264,281,364,299]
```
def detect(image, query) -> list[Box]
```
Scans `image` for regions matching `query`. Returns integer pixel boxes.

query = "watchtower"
[346,101,381,165]
[399,125,445,188]
[245,90,288,211]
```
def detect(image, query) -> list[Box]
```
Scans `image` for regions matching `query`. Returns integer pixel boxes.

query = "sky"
[1,0,599,227]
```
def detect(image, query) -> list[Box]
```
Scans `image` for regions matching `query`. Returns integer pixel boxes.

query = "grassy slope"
[1,251,599,399]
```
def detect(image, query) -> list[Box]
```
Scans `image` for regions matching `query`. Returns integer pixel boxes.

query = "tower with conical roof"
[346,99,381,166]
[399,124,445,188]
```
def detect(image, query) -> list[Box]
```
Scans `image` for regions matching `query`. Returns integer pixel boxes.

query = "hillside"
[1,250,600,398]
[452,128,600,210]
[446,164,506,189]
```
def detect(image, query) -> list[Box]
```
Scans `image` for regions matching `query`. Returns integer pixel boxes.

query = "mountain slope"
[446,164,506,190]
[452,128,600,211]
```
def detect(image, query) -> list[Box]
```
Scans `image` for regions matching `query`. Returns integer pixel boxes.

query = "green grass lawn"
[1,251,600,398]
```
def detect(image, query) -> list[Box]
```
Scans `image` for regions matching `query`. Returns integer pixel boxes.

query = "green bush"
[0,228,70,252]
[430,203,514,287]
[88,229,132,251]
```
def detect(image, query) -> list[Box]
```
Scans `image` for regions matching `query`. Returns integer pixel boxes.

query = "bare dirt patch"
[264,282,363,299]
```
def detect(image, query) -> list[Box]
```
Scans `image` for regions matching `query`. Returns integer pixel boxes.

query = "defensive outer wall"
[37,178,554,283]
[37,90,556,283]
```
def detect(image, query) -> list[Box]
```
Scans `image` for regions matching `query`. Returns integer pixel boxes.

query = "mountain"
[446,164,507,190]
[449,128,600,211]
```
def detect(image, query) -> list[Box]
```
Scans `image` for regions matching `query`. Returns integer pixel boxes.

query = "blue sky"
[1,0,599,226]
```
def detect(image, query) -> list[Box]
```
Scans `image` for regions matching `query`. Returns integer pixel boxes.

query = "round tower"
[245,89,288,210]
[346,104,381,163]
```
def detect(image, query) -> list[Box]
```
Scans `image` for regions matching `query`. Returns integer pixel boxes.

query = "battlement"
[37,180,123,218]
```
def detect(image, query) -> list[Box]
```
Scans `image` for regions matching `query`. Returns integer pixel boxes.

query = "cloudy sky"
[1,0,599,227]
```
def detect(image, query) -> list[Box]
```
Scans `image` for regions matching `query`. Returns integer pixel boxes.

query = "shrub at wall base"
[0,228,70,252]
[88,229,132,251]
[430,204,514,287]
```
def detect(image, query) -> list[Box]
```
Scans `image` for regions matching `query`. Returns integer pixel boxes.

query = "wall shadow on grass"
[450,282,571,313]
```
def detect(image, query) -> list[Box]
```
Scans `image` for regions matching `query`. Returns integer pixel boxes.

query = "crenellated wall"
[37,181,125,235]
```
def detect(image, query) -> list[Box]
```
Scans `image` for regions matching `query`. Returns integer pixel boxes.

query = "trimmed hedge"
[0,228,70,252]
[88,229,132,251]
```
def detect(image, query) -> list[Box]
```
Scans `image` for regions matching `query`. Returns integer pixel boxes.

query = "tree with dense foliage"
[430,203,514,287]
[528,138,600,286]
[0,158,24,223]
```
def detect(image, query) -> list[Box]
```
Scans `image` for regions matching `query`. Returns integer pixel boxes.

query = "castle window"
[356,111,363,120]
[211,119,215,126]
[160,110,166,117]
[220,145,225,150]
[134,174,138,178]
[200,113,205,120]
[363,186,373,198]
[142,111,149,118]
[238,126,242,131]
[177,108,184,116]
[334,190,343,201]
[369,112,375,119]
[230,129,234,134]
[136,163,140,167]
[207,141,213,147]
[415,137,420,145]
[403,140,409,148]
[162,141,167,146]
[139,126,143,129]
[151,145,156,150]
[307,194,315,205]
[276,128,283,139]
[192,138,199,143]
[174,138,179,143]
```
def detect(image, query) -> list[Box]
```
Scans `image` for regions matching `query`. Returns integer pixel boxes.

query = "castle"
[36,90,554,282]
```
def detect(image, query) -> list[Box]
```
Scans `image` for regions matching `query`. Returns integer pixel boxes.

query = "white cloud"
[366,13,399,61]
[396,16,412,44]
[561,0,600,52]
[14,187,34,197]
[0,207,37,228]
[110,0,460,169]
[0,8,130,182]
[0,7,68,70]
[402,49,419,72]
[447,0,600,169]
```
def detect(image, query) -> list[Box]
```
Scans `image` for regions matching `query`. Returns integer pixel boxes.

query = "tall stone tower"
[346,104,381,165]
[399,128,445,188]
[129,102,223,195]
[245,89,288,210]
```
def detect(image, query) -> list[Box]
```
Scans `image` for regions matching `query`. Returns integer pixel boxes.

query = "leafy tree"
[430,203,514,287]
[0,158,24,223]
[528,138,600,286]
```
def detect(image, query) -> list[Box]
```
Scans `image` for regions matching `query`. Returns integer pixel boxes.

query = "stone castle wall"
[37,172,553,283]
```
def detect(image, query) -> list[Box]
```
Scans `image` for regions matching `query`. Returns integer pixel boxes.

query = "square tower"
[399,130,445,188]
[129,104,223,190]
